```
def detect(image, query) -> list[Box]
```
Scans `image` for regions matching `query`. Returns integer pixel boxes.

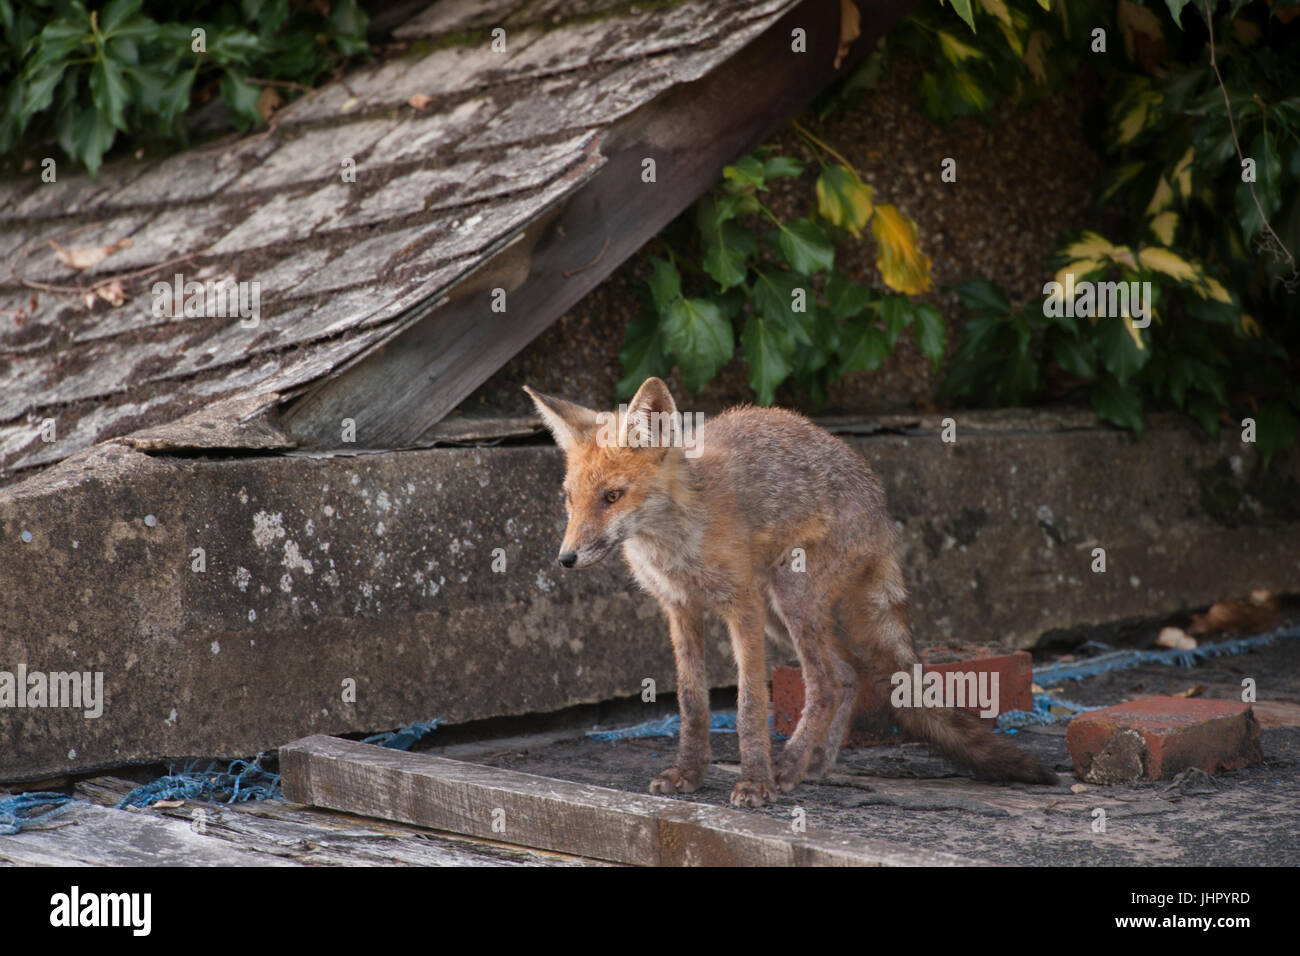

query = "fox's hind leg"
[769,565,850,792]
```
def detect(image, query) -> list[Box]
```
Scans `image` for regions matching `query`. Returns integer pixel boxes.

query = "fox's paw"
[729,778,775,808]
[649,766,704,795]
[773,748,811,793]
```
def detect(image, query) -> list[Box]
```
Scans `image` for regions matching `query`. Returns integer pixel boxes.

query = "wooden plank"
[67,777,604,867]
[281,0,914,449]
[280,735,980,866]
[0,802,297,866]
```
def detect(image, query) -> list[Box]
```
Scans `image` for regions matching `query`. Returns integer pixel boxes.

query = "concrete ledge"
[1,409,1297,780]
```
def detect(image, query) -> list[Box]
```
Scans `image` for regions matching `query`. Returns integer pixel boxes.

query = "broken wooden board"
[279,735,979,866]
[2,0,845,484]
[282,0,914,448]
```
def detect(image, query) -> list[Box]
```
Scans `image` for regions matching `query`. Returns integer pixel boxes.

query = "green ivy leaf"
[697,198,757,292]
[945,0,977,32]
[1091,377,1144,434]
[723,155,766,190]
[89,57,130,131]
[753,269,814,348]
[1050,334,1096,379]
[1164,0,1192,28]
[617,310,670,400]
[879,294,912,347]
[762,156,804,180]
[1253,403,1298,466]
[647,258,682,314]
[663,297,734,393]
[912,303,947,371]
[221,71,263,130]
[826,270,876,320]
[951,278,1011,318]
[69,105,116,175]
[778,217,834,274]
[742,315,794,405]
[100,0,143,34]
[1097,316,1149,383]
[159,70,195,123]
[837,317,890,375]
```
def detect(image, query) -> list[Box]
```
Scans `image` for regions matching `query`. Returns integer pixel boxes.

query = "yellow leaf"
[1149,211,1177,246]
[1036,0,1050,8]
[939,31,984,64]
[1171,146,1194,199]
[1117,98,1149,144]
[816,165,874,237]
[1200,276,1232,304]
[1054,259,1106,289]
[872,204,932,295]
[1024,30,1051,84]
[1145,176,1173,215]
[1062,231,1120,260]
[998,20,1024,57]
[1137,246,1200,283]
[1117,0,1164,62]
[978,0,1014,27]
[1241,314,1262,337]
[1123,316,1146,350]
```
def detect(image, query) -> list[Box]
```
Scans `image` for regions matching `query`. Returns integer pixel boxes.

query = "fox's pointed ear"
[524,385,599,454]
[624,377,678,451]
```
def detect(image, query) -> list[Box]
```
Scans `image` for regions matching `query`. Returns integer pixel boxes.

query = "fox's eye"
[604,489,624,505]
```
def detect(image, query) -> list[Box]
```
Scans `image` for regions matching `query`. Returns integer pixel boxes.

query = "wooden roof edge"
[278,0,915,452]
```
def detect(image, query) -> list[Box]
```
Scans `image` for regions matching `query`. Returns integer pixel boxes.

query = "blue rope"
[115,754,282,810]
[587,711,739,741]
[0,792,75,835]
[1034,626,1299,687]
[361,717,443,750]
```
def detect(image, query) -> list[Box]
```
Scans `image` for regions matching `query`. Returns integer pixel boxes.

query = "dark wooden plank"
[280,735,979,866]
[281,0,915,448]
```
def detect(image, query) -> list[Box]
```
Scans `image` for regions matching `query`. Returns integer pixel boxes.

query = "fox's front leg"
[726,592,775,808]
[649,602,711,795]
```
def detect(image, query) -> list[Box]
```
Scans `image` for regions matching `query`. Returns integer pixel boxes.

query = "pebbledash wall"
[1,406,1296,781]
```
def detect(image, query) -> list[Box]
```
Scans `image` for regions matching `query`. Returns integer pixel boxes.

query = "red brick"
[771,651,1035,747]
[1066,697,1263,784]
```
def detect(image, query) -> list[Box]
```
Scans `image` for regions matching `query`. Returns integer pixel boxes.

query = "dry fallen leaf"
[150,799,185,809]
[49,237,132,270]
[95,279,127,306]
[1070,783,1089,794]
[256,87,283,123]
[1156,626,1197,651]
[835,0,861,70]
[1171,685,1205,699]
[408,93,434,111]
[1190,590,1280,636]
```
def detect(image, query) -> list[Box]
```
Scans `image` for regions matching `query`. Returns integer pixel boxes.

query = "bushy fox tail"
[893,704,1059,785]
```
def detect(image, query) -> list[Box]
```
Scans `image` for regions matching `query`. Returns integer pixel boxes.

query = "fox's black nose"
[558,551,577,568]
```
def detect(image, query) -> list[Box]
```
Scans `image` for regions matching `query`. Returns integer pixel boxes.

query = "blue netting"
[587,711,738,741]
[361,717,443,750]
[0,791,75,835]
[997,693,1103,730]
[1033,626,1299,687]
[115,754,282,809]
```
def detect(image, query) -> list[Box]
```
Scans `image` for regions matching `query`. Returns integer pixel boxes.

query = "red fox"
[525,377,1057,807]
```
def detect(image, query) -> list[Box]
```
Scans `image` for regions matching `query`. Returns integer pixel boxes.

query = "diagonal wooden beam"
[281,0,915,449]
